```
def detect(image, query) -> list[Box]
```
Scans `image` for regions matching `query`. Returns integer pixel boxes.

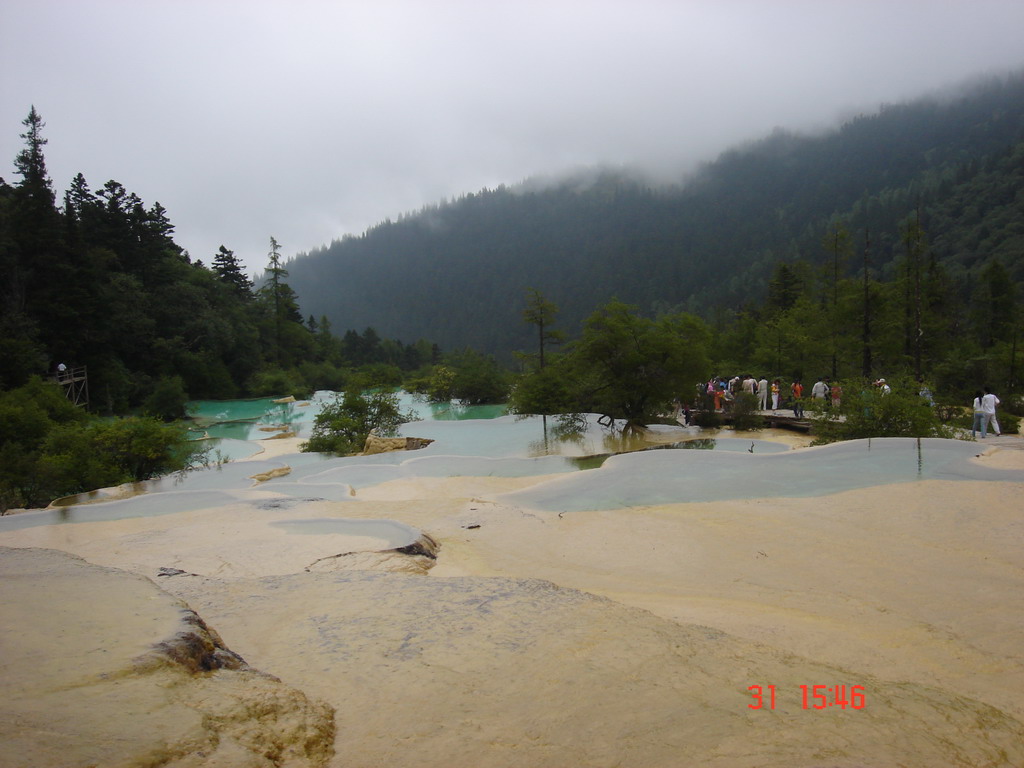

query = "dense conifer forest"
[287,72,1024,377]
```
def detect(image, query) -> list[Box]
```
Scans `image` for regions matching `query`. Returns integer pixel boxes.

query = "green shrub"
[40,417,189,490]
[357,363,404,388]
[692,408,722,428]
[508,365,575,416]
[247,367,310,399]
[302,389,414,455]
[143,376,189,422]
[730,392,762,431]
[297,361,348,392]
[810,378,956,444]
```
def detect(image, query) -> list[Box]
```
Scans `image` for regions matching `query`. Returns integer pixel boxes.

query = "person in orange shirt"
[791,379,804,418]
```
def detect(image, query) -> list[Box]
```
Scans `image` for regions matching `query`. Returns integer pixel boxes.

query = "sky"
[2,1,1023,276]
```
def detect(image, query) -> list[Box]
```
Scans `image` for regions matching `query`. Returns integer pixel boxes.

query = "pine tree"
[9,107,64,351]
[521,288,563,370]
[212,245,252,296]
[14,107,53,203]
[823,222,852,379]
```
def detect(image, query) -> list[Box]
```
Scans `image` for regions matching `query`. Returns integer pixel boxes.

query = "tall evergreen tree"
[212,245,253,296]
[823,222,852,379]
[9,107,65,355]
[13,107,53,203]
[521,288,563,370]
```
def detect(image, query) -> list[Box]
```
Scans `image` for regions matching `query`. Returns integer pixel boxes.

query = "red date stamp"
[748,685,865,710]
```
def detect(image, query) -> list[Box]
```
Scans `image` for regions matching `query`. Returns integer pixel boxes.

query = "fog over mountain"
[2,0,1023,275]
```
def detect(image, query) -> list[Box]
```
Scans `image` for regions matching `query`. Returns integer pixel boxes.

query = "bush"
[247,368,310,399]
[357,363,404,388]
[40,417,190,491]
[143,376,189,422]
[447,350,511,404]
[508,365,575,416]
[302,389,414,455]
[730,392,762,431]
[810,378,956,444]
[692,408,722,428]
[297,361,348,392]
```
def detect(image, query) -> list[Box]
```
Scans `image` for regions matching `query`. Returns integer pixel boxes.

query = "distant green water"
[182,392,509,459]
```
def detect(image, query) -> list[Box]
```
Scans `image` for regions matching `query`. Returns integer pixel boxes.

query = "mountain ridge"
[285,70,1024,359]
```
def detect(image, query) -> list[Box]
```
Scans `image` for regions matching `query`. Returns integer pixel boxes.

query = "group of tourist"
[700,375,845,418]
[694,375,1005,440]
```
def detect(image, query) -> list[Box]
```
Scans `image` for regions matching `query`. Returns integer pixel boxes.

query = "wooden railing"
[54,365,89,407]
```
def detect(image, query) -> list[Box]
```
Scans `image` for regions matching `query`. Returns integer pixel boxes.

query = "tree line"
[0,108,448,510]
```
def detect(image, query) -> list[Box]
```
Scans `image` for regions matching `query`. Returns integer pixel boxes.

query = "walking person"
[982,386,1001,437]
[791,379,804,418]
[811,377,828,402]
[771,379,781,411]
[971,390,986,439]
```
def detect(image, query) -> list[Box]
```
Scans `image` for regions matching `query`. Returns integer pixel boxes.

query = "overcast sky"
[2,1,1023,275]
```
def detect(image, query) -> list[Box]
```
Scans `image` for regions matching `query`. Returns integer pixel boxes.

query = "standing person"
[971,390,986,439]
[811,377,828,401]
[791,379,804,418]
[982,386,1002,437]
[830,381,842,409]
[742,375,755,397]
[771,379,780,411]
[57,362,67,381]
[918,379,935,406]
[875,378,891,395]
[758,375,769,410]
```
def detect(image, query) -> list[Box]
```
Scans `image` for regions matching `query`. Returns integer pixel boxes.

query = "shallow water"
[7,396,1019,532]
[499,436,1024,512]
[186,392,509,444]
[268,517,421,547]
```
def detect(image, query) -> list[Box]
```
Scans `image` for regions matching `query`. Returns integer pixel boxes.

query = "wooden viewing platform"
[53,365,89,407]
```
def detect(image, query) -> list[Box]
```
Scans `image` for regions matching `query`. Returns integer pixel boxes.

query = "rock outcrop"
[361,434,434,455]
[0,547,335,768]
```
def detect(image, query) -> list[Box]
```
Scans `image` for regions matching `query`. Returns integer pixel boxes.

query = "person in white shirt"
[757,376,769,410]
[971,390,986,439]
[981,386,1001,437]
[811,378,828,400]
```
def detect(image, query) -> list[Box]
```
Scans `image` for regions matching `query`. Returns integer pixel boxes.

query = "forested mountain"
[287,72,1024,360]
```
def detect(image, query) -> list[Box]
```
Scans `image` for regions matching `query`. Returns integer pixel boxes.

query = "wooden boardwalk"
[682,408,813,432]
[683,408,1024,445]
